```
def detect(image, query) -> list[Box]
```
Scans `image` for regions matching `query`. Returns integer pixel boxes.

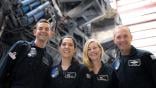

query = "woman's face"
[59,38,76,59]
[87,42,101,62]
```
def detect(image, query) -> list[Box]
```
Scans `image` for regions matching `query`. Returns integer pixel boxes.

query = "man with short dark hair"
[0,19,55,88]
[113,25,156,88]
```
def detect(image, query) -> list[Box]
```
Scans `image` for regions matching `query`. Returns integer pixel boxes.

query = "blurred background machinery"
[0,0,121,63]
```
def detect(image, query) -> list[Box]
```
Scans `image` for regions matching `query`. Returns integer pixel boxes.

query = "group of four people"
[0,19,156,88]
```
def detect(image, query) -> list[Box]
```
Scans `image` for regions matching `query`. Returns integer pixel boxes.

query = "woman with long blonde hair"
[82,39,118,88]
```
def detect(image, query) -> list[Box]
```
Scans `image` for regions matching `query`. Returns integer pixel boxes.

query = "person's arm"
[148,54,156,84]
[77,65,91,88]
[0,41,26,80]
[111,70,119,88]
[143,52,156,86]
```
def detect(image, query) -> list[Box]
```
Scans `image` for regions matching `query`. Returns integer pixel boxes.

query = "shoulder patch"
[51,67,59,78]
[150,55,156,60]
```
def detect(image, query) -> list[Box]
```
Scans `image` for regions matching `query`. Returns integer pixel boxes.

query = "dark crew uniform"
[112,46,156,88]
[80,62,118,88]
[0,40,53,88]
[48,60,83,88]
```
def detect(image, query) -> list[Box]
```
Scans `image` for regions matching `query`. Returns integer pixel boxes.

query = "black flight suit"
[0,40,53,88]
[80,62,118,88]
[48,59,83,88]
[112,46,156,88]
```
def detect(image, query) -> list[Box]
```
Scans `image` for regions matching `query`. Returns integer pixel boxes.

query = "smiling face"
[114,26,132,53]
[87,41,102,62]
[34,22,54,42]
[59,37,76,60]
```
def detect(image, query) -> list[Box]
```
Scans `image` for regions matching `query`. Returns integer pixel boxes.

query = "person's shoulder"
[9,40,31,52]
[79,64,89,70]
[136,48,153,58]
[51,64,60,69]
[12,40,31,48]
[15,40,30,45]
[103,63,114,73]
[136,48,156,61]
[136,49,152,55]
[78,64,90,75]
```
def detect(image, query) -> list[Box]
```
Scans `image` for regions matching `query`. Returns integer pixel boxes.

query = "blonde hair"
[83,39,104,70]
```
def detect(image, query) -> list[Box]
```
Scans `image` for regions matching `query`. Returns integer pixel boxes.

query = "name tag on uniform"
[128,59,141,66]
[97,75,109,81]
[64,72,77,79]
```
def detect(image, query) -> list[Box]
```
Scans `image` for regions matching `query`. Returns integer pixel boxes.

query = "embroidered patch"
[150,55,156,60]
[86,73,91,79]
[112,59,120,70]
[97,75,109,81]
[51,67,59,78]
[64,72,77,79]
[8,52,17,60]
[128,59,141,66]
[27,47,37,57]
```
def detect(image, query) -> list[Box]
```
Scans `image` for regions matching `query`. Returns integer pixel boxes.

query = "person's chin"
[39,37,48,41]
[119,47,126,51]
[90,57,98,61]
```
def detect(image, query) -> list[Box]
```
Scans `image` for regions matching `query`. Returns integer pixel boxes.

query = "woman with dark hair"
[47,35,83,88]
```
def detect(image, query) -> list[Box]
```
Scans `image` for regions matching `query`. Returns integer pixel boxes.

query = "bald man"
[112,25,156,88]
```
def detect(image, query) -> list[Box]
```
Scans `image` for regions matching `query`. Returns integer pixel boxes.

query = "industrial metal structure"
[0,0,119,62]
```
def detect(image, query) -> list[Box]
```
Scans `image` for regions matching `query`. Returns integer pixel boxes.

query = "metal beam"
[67,0,94,18]
[59,0,82,3]
[52,0,63,17]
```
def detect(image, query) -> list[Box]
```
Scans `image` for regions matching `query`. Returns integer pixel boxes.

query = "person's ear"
[49,31,55,38]
[33,29,37,36]
[130,34,133,42]
[113,36,116,44]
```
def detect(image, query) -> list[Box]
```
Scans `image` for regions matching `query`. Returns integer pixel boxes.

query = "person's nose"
[90,48,95,53]
[64,45,69,48]
[120,37,126,42]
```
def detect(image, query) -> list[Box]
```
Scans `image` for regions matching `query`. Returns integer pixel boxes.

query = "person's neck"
[34,40,47,48]
[121,50,130,55]
[121,47,131,55]
[92,60,102,74]
[61,57,72,70]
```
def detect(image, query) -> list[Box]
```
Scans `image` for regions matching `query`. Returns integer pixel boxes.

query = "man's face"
[114,27,132,51]
[34,22,54,41]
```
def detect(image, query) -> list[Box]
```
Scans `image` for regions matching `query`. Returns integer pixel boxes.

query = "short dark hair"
[58,35,77,48]
[33,19,54,31]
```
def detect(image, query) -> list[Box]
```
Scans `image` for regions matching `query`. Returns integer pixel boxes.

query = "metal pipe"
[20,0,36,6]
[26,10,45,25]
[29,1,41,10]
[16,1,41,15]
[26,1,50,17]
[33,10,44,21]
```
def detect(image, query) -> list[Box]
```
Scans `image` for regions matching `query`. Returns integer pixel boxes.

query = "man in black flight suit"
[0,19,55,88]
[112,25,156,88]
